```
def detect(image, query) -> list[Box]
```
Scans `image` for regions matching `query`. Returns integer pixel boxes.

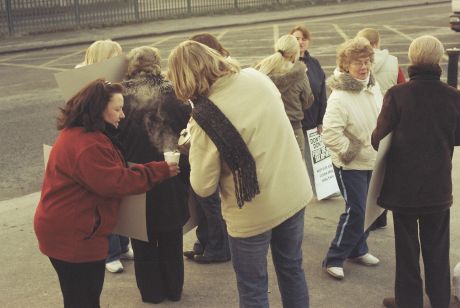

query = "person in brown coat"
[372,35,460,308]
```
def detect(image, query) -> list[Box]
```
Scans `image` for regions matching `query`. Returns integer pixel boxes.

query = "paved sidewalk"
[0,0,449,54]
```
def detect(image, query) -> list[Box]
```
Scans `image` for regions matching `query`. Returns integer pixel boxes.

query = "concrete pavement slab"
[1,149,459,307]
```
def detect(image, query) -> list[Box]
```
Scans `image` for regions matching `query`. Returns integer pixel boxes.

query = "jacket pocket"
[84,208,101,240]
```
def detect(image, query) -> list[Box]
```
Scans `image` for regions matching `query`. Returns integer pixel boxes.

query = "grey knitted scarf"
[192,95,260,208]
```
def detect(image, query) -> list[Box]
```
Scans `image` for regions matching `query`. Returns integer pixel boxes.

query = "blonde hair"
[255,34,299,75]
[167,40,240,101]
[80,39,122,66]
[356,28,380,47]
[126,46,161,79]
[336,37,374,72]
[408,35,444,65]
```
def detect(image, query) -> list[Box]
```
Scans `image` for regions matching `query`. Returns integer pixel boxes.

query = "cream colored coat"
[322,70,383,170]
[189,68,312,238]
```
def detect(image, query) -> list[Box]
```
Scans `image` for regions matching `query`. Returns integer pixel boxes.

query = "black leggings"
[132,228,184,303]
[49,257,105,308]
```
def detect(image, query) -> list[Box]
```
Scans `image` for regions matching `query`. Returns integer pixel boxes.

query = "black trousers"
[131,228,184,304]
[49,257,105,308]
[393,210,450,308]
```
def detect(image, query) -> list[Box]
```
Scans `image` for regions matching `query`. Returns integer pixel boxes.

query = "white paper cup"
[164,151,180,164]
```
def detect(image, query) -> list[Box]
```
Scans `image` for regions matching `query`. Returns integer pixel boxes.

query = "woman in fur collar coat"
[321,37,383,280]
[256,34,314,157]
[118,46,191,304]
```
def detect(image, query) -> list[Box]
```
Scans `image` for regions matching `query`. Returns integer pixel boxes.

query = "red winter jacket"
[34,127,170,263]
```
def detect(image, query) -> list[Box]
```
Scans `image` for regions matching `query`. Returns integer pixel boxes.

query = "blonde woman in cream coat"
[168,40,313,308]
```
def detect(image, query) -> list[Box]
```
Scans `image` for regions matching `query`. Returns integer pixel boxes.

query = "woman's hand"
[167,162,180,177]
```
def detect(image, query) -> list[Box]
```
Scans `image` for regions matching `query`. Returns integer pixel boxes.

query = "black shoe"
[193,254,230,264]
[183,250,199,260]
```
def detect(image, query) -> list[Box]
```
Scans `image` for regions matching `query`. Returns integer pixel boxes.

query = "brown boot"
[382,297,396,308]
[451,295,460,308]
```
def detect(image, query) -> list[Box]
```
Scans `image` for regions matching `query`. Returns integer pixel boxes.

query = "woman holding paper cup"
[119,46,191,304]
[34,79,178,308]
[321,37,382,280]
[372,35,460,308]
[74,38,133,274]
[167,41,312,307]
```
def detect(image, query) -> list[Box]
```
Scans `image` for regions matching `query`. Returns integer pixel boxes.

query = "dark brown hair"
[57,78,123,132]
[190,33,230,57]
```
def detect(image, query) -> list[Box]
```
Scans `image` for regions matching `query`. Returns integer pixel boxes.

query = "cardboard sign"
[364,133,392,230]
[306,128,340,200]
[54,55,127,101]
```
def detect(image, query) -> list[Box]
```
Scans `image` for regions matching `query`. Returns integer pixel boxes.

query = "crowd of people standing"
[32,22,460,308]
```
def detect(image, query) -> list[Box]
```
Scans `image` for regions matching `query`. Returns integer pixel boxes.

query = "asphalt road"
[0,2,457,201]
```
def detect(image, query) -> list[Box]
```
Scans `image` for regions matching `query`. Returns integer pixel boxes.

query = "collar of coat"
[408,64,442,81]
[122,74,172,99]
[269,61,307,92]
[326,69,376,93]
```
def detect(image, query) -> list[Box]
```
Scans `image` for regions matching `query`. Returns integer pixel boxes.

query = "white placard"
[364,133,393,230]
[183,192,199,234]
[306,128,340,200]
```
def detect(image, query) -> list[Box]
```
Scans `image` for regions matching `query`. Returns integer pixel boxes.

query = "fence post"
[133,0,139,21]
[187,0,191,15]
[5,0,14,36]
[446,48,460,88]
[73,0,80,27]
[234,0,238,9]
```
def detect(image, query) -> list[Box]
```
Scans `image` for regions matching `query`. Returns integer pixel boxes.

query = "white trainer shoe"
[105,260,124,273]
[351,253,380,266]
[326,266,344,279]
[120,247,134,260]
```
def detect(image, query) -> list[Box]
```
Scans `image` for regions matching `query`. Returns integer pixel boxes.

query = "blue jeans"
[323,167,371,267]
[229,208,308,308]
[191,189,230,260]
[106,234,130,263]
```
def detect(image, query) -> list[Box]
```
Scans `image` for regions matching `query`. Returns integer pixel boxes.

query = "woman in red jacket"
[34,79,178,308]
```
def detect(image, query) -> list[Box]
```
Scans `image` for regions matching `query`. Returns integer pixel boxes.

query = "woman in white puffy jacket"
[321,37,382,280]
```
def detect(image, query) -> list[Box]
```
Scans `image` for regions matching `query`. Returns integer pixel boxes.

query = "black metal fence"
[0,0,342,37]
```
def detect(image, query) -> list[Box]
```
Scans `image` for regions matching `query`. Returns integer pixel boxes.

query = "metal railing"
[447,48,460,88]
[0,0,343,37]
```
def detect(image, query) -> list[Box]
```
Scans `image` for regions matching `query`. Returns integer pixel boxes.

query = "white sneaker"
[351,253,380,266]
[326,266,344,279]
[120,247,134,260]
[105,260,123,273]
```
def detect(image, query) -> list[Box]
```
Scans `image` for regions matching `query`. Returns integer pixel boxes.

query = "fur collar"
[327,69,376,93]
[121,74,179,152]
[269,61,307,92]
[122,74,173,101]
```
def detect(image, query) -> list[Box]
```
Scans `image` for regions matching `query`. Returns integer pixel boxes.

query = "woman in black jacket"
[372,35,460,308]
[119,46,191,304]
[290,25,327,197]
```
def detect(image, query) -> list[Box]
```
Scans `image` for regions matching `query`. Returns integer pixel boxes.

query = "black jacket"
[300,51,327,130]
[119,74,192,236]
[371,64,460,214]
